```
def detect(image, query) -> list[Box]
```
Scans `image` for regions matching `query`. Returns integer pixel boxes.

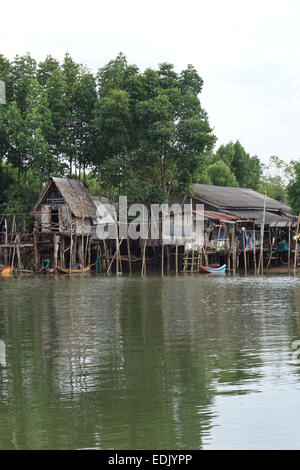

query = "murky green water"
[0,274,300,449]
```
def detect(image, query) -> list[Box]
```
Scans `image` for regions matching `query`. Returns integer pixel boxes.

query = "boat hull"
[56,266,91,274]
[0,267,14,275]
[199,264,226,274]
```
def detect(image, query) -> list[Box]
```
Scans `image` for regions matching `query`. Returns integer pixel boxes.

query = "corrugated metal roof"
[227,209,291,225]
[269,219,297,228]
[201,210,238,222]
[193,184,291,213]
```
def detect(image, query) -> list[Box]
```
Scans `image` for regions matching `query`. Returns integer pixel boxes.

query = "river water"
[0,273,299,450]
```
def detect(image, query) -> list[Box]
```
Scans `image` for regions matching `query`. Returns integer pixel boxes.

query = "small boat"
[0,266,14,275]
[35,267,55,274]
[56,265,91,274]
[199,264,226,274]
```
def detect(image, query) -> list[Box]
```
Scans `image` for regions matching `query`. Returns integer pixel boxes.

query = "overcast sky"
[2,0,300,163]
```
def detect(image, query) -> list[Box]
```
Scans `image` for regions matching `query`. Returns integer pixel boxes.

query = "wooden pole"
[294,214,300,275]
[3,218,8,265]
[127,235,132,275]
[33,232,39,271]
[116,239,119,276]
[107,238,124,275]
[141,238,147,276]
[87,236,91,267]
[288,220,291,274]
[11,244,15,269]
[191,247,194,273]
[232,224,236,275]
[243,229,247,275]
[161,212,164,276]
[69,225,73,274]
[60,236,65,268]
[175,240,179,275]
[253,221,257,274]
[98,244,102,274]
[259,193,267,274]
[103,239,109,272]
[16,236,21,273]
[53,233,58,272]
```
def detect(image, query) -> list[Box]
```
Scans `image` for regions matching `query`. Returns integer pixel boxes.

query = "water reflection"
[0,274,299,449]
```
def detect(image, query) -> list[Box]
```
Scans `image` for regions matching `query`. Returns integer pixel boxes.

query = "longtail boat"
[0,266,14,275]
[56,265,91,274]
[199,264,226,274]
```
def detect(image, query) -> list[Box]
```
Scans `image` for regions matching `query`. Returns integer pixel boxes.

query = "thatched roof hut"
[32,177,97,234]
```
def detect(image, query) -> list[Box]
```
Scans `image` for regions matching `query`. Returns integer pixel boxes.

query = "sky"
[1,0,300,163]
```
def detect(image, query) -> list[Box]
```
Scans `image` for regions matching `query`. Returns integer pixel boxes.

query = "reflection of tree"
[0,275,298,449]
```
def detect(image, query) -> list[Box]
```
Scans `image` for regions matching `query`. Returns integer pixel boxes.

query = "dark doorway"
[51,207,59,231]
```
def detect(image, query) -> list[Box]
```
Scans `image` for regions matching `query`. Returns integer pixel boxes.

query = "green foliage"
[206,160,238,187]
[258,177,287,202]
[0,51,298,221]
[214,141,262,190]
[287,161,300,213]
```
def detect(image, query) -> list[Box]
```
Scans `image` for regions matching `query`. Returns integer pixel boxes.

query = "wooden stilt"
[16,235,22,273]
[127,235,132,275]
[294,214,300,275]
[60,236,65,268]
[141,238,147,276]
[259,193,267,275]
[166,245,171,273]
[87,236,91,267]
[243,229,247,275]
[161,239,164,276]
[69,227,73,274]
[288,220,291,274]
[33,232,39,271]
[253,221,257,274]
[107,238,124,275]
[53,233,58,272]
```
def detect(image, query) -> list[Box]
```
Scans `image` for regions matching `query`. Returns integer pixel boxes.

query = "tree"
[214,141,262,189]
[206,160,238,187]
[287,161,300,213]
[94,56,216,204]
